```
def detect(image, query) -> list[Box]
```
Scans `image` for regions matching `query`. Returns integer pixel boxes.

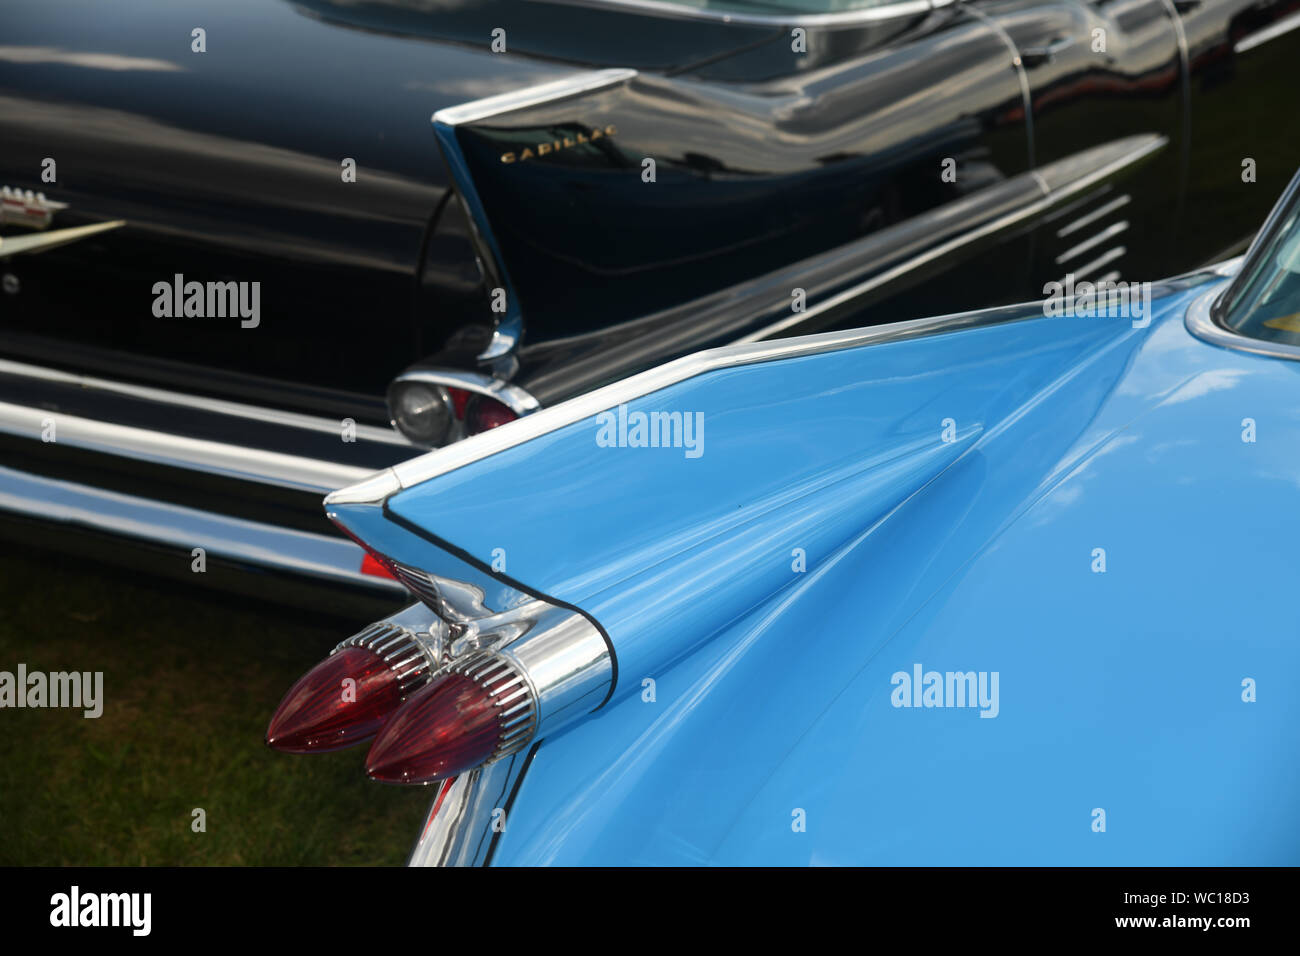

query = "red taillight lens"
[365,654,536,785]
[446,387,472,419]
[360,552,397,580]
[465,395,518,435]
[365,674,501,784]
[266,647,406,753]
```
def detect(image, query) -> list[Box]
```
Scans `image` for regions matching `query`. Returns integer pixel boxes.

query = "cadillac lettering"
[499,124,618,163]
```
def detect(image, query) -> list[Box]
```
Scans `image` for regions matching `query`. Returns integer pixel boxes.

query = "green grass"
[0,548,430,865]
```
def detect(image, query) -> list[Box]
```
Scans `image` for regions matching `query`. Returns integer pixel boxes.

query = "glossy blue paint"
[358,269,1300,864]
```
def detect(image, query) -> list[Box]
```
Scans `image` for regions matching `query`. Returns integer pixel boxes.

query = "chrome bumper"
[0,357,418,604]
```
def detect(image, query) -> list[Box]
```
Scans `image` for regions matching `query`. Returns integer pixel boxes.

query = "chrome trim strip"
[539,0,954,28]
[407,754,527,867]
[0,219,125,257]
[1234,9,1300,54]
[1185,285,1300,362]
[0,463,406,593]
[324,468,404,506]
[735,134,1165,343]
[0,357,412,446]
[351,305,1037,499]
[432,69,637,367]
[0,400,378,493]
[1057,194,1131,238]
[1042,184,1111,226]
[1069,245,1126,282]
[391,368,541,417]
[432,68,637,127]
[1055,220,1129,265]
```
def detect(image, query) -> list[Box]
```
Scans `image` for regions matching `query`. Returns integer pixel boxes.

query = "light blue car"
[268,172,1300,866]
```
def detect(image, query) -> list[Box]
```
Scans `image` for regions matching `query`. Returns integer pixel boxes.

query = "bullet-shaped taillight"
[365,653,537,785]
[266,616,441,754]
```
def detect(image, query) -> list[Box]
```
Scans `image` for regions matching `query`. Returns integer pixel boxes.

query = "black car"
[1,0,1296,605]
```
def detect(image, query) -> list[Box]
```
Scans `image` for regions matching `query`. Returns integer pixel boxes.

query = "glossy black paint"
[0,0,570,413]
[453,11,1030,338]
[1,0,1297,421]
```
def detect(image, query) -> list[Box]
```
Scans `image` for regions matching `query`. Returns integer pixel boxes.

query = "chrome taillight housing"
[267,561,610,784]
[385,369,539,447]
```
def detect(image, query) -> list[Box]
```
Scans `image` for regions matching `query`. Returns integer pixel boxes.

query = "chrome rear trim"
[0,463,406,593]
[1055,221,1129,265]
[1070,246,1126,283]
[391,368,541,417]
[1057,194,1131,238]
[407,751,532,867]
[0,400,377,493]
[734,134,1166,343]
[0,357,410,446]
[432,68,637,127]
[0,219,125,256]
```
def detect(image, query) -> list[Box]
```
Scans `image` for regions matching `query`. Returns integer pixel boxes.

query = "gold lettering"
[500,122,616,166]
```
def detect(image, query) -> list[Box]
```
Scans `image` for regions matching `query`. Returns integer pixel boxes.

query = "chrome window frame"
[1187,169,1300,363]
[1185,288,1300,363]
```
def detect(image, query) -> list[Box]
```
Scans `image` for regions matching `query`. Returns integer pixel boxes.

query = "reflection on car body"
[0,0,1297,605]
